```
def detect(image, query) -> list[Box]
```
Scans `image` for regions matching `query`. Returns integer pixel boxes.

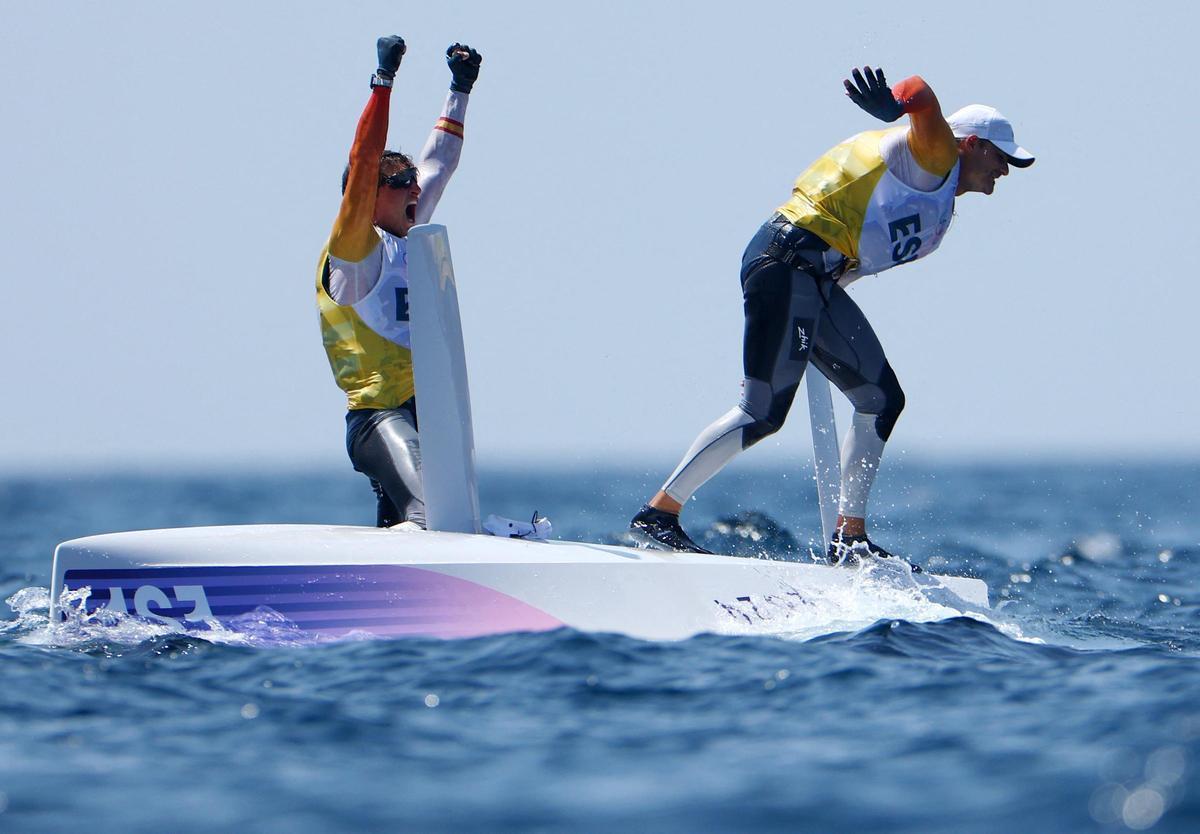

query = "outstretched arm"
[844,66,958,177]
[328,36,406,262]
[414,43,482,225]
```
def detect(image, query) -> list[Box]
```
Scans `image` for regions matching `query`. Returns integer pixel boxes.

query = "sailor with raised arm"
[317,35,482,528]
[631,67,1034,568]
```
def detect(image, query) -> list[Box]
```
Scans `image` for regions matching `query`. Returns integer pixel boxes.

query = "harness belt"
[765,214,852,280]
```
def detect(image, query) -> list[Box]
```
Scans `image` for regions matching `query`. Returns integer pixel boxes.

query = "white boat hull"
[50,525,989,642]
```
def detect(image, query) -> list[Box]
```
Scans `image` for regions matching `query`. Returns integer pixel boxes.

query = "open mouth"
[405,202,417,223]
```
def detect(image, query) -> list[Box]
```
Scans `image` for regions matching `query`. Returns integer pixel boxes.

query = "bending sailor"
[630,67,1034,568]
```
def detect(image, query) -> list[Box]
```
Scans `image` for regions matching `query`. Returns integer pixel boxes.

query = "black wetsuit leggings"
[740,219,904,438]
[346,400,425,528]
[662,218,904,506]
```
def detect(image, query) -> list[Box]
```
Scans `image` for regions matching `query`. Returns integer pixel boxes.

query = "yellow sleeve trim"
[435,117,464,139]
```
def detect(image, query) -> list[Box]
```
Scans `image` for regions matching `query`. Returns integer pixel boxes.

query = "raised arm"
[891,75,957,177]
[328,36,406,262]
[414,43,482,225]
[844,66,958,177]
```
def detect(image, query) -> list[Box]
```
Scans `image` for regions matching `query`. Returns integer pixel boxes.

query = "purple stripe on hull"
[65,565,421,580]
[62,564,564,640]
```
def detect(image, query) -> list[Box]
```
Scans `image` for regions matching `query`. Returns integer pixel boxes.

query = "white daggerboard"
[806,370,840,546]
[406,224,481,534]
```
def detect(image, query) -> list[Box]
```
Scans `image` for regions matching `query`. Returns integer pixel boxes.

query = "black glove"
[447,43,482,94]
[843,66,903,123]
[376,35,406,80]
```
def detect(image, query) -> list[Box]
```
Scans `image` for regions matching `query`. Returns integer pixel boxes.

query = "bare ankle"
[835,516,866,538]
[648,492,683,515]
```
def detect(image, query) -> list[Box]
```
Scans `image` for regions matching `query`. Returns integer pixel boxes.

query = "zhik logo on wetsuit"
[790,318,814,361]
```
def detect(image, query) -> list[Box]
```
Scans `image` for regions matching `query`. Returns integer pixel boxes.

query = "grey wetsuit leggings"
[346,401,426,528]
[662,218,905,518]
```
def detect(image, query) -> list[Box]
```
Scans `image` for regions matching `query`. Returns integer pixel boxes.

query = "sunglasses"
[379,167,419,189]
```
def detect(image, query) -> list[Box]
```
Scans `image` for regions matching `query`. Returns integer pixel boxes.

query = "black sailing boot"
[827,532,922,573]
[629,505,713,554]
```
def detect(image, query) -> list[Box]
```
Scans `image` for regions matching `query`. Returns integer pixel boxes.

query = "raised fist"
[376,35,406,79]
[447,43,482,94]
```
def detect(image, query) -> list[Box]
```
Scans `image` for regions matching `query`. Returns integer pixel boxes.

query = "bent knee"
[874,366,905,441]
[741,414,784,448]
[739,379,798,448]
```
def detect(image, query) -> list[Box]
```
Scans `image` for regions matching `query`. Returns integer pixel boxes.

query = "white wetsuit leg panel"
[661,404,758,504]
[838,411,887,518]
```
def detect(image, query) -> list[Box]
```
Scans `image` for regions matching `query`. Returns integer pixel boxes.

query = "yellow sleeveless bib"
[777,128,959,275]
[316,237,415,410]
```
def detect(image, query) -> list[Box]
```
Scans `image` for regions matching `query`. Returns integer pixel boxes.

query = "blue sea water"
[1,460,1197,833]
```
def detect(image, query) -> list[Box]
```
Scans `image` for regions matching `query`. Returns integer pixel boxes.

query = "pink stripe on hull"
[240,566,565,639]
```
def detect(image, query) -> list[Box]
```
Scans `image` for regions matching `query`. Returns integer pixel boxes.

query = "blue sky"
[2,2,1196,470]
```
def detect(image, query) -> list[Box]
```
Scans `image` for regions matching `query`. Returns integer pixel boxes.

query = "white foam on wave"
[709,559,1042,644]
[3,586,325,650]
[6,585,181,648]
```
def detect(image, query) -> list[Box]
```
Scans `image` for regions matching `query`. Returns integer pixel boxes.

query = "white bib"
[856,162,959,275]
[351,233,412,348]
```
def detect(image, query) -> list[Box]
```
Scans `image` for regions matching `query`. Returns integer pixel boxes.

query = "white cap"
[947,104,1034,168]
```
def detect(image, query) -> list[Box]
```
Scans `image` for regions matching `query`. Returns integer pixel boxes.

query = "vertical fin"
[407,225,482,534]
[806,370,840,547]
